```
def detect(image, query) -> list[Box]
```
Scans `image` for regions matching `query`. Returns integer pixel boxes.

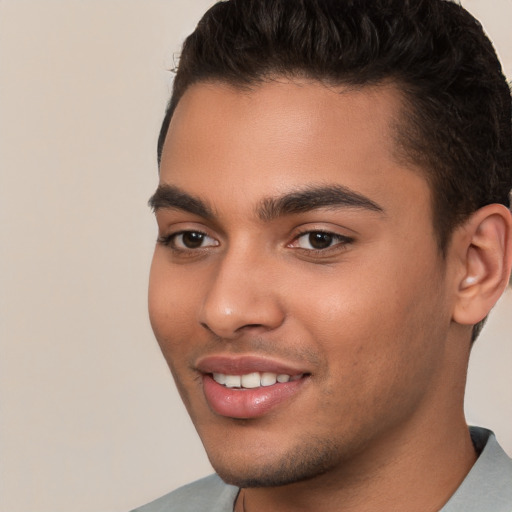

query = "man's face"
[149,80,457,487]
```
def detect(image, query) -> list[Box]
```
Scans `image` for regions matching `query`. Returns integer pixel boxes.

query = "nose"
[199,249,285,339]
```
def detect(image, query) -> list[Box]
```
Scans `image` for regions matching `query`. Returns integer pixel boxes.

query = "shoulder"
[441,427,512,512]
[130,474,239,512]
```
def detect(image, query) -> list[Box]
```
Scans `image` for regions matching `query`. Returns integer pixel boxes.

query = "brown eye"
[296,231,335,250]
[292,230,353,252]
[307,232,334,250]
[181,232,205,248]
[170,231,219,250]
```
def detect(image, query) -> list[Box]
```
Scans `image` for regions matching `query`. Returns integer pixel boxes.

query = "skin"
[148,79,506,511]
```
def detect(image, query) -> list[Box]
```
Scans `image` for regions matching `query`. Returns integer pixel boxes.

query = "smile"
[196,355,311,418]
[212,371,304,389]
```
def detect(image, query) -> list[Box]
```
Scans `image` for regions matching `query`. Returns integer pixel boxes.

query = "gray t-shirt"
[131,427,512,512]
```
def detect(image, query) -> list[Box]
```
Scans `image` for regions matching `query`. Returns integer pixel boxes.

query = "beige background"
[0,1,510,511]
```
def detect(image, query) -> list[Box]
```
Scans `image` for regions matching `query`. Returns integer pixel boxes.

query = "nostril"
[200,321,268,339]
[200,322,216,335]
[236,323,264,331]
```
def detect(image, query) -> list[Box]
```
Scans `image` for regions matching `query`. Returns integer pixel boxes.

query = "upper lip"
[195,354,309,376]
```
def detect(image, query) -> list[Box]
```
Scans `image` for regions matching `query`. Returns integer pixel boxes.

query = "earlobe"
[460,275,478,288]
[452,204,512,326]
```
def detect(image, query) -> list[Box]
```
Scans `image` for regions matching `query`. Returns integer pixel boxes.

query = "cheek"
[286,268,447,443]
[148,254,199,360]
[148,256,205,410]
[287,250,447,383]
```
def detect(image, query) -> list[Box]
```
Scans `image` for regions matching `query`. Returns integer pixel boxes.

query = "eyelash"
[157,230,216,252]
[290,229,354,254]
[158,228,353,256]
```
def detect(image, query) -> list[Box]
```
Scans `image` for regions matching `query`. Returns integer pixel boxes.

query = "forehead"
[159,79,431,223]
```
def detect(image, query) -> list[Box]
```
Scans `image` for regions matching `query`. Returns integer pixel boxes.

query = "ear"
[452,204,512,326]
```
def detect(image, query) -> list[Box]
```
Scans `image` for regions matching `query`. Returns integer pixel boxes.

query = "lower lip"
[202,374,308,419]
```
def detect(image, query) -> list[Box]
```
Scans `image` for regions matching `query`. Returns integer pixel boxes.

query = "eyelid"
[164,231,218,248]
[287,227,355,253]
[157,224,220,253]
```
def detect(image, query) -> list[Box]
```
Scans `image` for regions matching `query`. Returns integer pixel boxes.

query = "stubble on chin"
[210,436,342,489]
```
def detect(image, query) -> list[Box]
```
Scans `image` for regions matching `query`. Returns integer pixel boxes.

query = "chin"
[207,436,340,488]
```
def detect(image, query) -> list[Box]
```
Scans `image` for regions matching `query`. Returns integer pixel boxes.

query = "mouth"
[212,371,305,389]
[196,355,311,419]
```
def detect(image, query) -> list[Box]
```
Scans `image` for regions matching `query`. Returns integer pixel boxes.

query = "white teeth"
[261,372,277,386]
[213,373,226,385]
[224,375,241,388]
[241,372,261,389]
[212,371,300,388]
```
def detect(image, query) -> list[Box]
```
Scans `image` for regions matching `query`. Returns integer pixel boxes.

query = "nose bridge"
[199,243,284,338]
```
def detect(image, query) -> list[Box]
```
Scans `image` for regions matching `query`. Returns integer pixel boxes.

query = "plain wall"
[0,1,510,511]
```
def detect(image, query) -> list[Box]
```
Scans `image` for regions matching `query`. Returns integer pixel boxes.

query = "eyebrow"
[257,184,384,221]
[148,183,384,220]
[148,184,214,218]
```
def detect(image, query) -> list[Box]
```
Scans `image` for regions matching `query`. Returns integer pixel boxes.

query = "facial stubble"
[207,432,344,489]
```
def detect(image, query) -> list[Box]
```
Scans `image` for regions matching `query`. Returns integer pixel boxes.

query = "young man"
[134,0,512,510]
